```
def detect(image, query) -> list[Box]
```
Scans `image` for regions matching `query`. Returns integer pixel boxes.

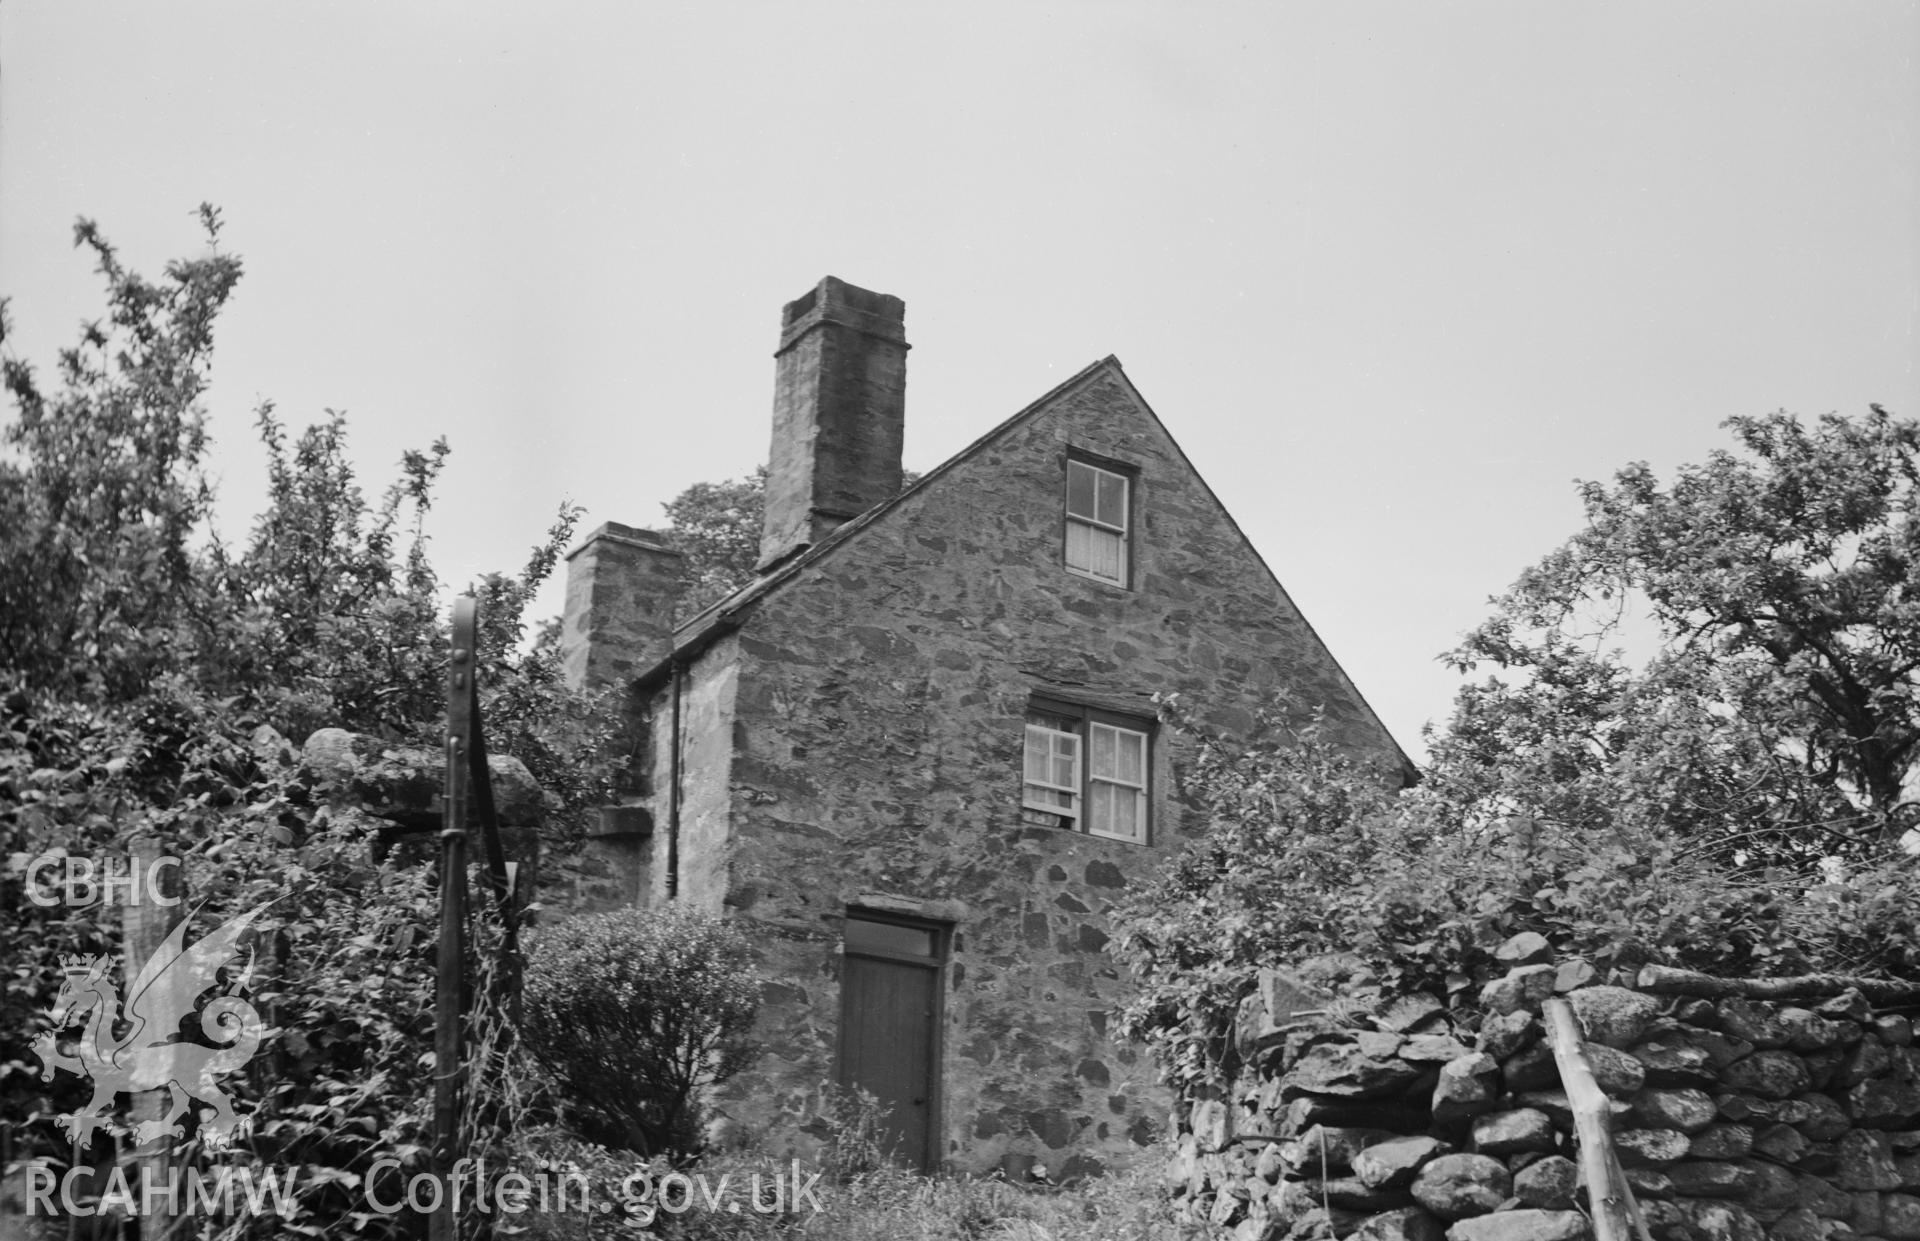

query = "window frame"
[1062,456,1134,587]
[1021,696,1153,844]
[840,908,949,967]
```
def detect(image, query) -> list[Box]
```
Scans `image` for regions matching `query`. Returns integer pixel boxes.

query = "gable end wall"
[666,364,1401,1175]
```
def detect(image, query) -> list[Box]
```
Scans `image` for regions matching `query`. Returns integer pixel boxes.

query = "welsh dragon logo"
[32,902,271,1153]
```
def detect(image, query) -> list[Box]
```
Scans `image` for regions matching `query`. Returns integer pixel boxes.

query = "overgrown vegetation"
[1,209,619,1236]
[657,463,919,620]
[661,466,768,619]
[650,1153,1212,1241]
[1117,408,1920,1092]
[521,906,759,1157]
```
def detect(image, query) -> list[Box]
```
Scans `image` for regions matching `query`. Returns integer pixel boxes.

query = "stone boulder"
[1352,1206,1446,1241]
[1314,1175,1414,1211]
[1721,1050,1811,1100]
[1631,1088,1718,1133]
[1834,1039,1891,1088]
[1444,1209,1590,1241]
[1514,1155,1579,1209]
[1764,1206,1826,1241]
[1567,986,1659,1048]
[1481,965,1556,1016]
[301,726,546,826]
[1378,992,1447,1033]
[1191,1099,1229,1151]
[1354,1136,1452,1191]
[1716,998,1794,1049]
[1752,1122,1809,1164]
[1433,1053,1501,1124]
[1502,1043,1560,1093]
[1848,1048,1920,1127]
[1747,1160,1800,1214]
[1777,1006,1850,1052]
[1289,1033,1419,1098]
[1622,1166,1674,1200]
[1817,989,1873,1023]
[1883,1193,1920,1241]
[1666,1160,1760,1199]
[1410,1154,1511,1220]
[1795,1091,1851,1141]
[1686,1123,1754,1159]
[1477,1010,1537,1060]
[1792,1172,1855,1219]
[1553,958,1597,993]
[1839,1130,1903,1191]
[1239,968,1332,1059]
[1402,1034,1474,1064]
[1631,1035,1716,1087]
[1495,932,1553,967]
[1470,1108,1556,1156]
[1614,1128,1692,1167]
[1283,1126,1392,1176]
[1587,1043,1648,1097]
[1671,1200,1765,1241]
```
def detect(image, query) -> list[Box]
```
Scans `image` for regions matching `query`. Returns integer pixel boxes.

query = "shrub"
[1,210,620,1237]
[520,906,759,1157]
[1116,698,1920,1094]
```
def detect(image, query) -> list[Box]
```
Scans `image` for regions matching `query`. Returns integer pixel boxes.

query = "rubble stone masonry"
[1171,939,1920,1241]
[631,360,1405,1176]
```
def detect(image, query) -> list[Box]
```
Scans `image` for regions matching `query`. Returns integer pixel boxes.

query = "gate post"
[430,597,477,1241]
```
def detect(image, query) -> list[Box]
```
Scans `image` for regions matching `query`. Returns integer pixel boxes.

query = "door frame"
[834,907,950,1173]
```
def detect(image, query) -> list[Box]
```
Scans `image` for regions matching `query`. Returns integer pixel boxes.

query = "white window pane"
[1088,527,1123,581]
[1096,472,1127,530]
[846,918,936,958]
[1067,461,1098,520]
[1029,730,1075,806]
[1065,519,1093,572]
[1088,781,1113,833]
[1116,730,1145,784]
[1089,782,1142,841]
[1091,723,1117,778]
[1026,785,1073,812]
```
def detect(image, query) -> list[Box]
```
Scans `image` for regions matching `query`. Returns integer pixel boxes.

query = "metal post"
[430,597,477,1241]
[124,837,185,1240]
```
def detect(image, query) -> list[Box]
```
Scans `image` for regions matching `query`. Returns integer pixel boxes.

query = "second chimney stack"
[758,276,909,569]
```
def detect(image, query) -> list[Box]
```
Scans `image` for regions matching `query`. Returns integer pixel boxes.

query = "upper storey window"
[1022,701,1151,844]
[1065,459,1130,586]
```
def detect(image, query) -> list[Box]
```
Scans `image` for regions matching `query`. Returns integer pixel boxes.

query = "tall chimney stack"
[758,276,908,569]
[560,522,685,689]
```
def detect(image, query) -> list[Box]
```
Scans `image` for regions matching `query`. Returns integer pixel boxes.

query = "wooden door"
[839,914,942,1171]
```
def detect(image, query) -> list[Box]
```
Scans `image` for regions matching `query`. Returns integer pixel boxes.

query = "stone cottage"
[558,276,1408,1177]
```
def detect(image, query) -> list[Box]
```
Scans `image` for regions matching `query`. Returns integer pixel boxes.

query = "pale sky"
[4,3,1916,758]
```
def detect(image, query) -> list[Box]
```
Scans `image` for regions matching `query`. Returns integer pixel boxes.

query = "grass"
[654,1153,1222,1241]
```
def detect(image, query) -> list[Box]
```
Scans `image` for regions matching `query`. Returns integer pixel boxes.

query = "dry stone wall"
[1171,938,1920,1241]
